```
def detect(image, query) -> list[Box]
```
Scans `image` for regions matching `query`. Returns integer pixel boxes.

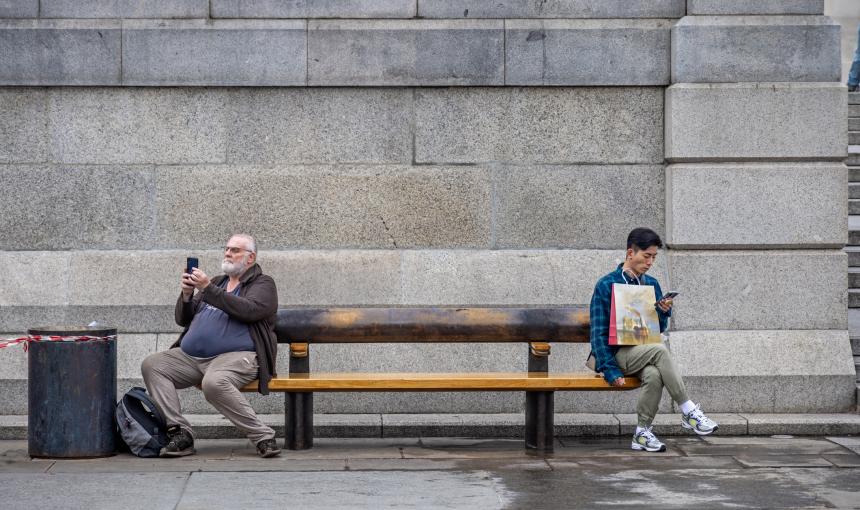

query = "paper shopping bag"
[607,283,662,346]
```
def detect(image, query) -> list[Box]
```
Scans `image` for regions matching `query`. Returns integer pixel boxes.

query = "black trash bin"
[27,326,117,458]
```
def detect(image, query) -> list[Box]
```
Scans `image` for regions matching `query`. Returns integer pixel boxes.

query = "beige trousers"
[615,343,690,428]
[141,348,275,444]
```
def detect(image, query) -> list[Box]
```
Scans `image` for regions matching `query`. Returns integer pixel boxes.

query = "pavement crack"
[172,472,193,510]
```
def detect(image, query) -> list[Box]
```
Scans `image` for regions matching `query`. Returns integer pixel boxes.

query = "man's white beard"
[221,256,249,277]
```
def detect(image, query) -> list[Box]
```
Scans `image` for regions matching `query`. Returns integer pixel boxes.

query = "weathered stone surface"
[667,251,846,330]
[0,20,121,85]
[49,88,227,164]
[672,16,840,83]
[401,249,666,305]
[671,330,857,413]
[261,251,403,306]
[505,20,671,85]
[0,165,156,250]
[687,0,824,15]
[665,83,847,161]
[68,251,214,307]
[416,88,663,164]
[308,20,504,86]
[155,165,491,249]
[666,163,847,249]
[40,0,208,17]
[212,0,416,18]
[419,0,686,18]
[0,252,70,306]
[0,0,37,17]
[122,20,306,86]
[228,88,411,164]
[0,89,47,163]
[494,165,664,249]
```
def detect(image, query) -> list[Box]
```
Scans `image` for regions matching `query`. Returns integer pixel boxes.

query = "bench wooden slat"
[275,307,590,343]
[242,373,640,392]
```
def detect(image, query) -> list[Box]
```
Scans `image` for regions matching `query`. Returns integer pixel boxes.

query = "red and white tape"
[0,335,117,351]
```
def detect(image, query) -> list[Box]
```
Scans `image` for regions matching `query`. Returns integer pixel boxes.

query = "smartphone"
[661,291,679,300]
[185,257,199,275]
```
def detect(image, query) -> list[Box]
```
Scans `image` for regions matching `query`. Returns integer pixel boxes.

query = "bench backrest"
[274,307,590,343]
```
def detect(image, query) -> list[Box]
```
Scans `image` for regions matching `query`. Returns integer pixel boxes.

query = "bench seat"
[243,372,640,392]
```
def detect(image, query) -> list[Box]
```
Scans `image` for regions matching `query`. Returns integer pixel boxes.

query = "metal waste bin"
[27,326,117,458]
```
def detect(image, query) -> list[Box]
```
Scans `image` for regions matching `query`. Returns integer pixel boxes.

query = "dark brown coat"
[171,263,278,394]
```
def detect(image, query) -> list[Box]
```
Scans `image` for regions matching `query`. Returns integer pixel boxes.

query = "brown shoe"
[256,438,281,458]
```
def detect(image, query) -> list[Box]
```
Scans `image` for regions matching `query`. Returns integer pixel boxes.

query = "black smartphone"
[661,291,679,300]
[186,257,199,275]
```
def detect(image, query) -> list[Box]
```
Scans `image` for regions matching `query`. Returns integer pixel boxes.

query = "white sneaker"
[681,403,719,435]
[631,426,666,452]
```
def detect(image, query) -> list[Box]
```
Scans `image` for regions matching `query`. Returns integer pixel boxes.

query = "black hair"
[626,227,663,251]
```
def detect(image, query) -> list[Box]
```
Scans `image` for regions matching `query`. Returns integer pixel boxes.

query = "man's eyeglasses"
[225,246,253,254]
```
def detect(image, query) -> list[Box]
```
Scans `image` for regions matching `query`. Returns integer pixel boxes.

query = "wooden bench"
[241,307,640,453]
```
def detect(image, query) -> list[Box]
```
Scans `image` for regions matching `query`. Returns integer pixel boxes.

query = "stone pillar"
[665,0,855,412]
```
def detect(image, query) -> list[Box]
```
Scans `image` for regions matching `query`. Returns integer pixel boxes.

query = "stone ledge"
[3,413,859,440]
[40,0,209,18]
[0,20,122,85]
[686,0,824,15]
[211,0,416,18]
[672,15,840,83]
[122,20,307,86]
[308,20,504,86]
[418,0,686,18]
[505,19,671,86]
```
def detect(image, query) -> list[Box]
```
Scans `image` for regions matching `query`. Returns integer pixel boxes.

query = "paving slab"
[2,472,189,510]
[678,436,852,456]
[827,436,860,454]
[822,454,860,467]
[176,471,511,509]
[401,438,539,459]
[554,437,684,457]
[734,453,836,468]
[493,468,830,509]
[556,455,744,470]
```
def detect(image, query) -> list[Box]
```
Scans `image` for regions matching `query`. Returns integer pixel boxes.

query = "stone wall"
[0,0,854,415]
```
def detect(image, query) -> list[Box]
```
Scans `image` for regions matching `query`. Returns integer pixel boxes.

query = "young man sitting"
[589,227,718,452]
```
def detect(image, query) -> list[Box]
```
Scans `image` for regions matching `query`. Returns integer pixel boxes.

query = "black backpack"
[115,387,168,457]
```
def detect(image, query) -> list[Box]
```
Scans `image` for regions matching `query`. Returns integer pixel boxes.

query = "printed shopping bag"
[607,283,662,346]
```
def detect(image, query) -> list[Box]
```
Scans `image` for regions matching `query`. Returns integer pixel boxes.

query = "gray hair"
[229,233,257,254]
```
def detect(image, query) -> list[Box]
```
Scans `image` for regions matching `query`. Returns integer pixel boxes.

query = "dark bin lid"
[28,326,117,337]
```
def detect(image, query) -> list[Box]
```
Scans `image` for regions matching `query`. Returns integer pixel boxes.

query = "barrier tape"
[0,335,117,352]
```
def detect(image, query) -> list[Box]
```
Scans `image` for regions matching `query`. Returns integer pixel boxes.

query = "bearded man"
[141,233,280,458]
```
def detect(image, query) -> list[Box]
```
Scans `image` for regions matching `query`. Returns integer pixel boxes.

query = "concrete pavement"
[2,436,858,509]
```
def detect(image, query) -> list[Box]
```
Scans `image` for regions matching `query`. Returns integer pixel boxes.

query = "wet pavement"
[1,436,858,509]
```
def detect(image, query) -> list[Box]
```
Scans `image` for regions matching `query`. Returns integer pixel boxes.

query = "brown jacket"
[171,263,278,394]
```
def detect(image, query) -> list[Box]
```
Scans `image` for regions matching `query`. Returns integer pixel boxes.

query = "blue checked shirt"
[589,264,671,384]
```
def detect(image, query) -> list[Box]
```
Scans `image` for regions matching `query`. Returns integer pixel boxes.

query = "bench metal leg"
[525,342,553,452]
[525,391,554,452]
[286,392,313,450]
[285,342,313,450]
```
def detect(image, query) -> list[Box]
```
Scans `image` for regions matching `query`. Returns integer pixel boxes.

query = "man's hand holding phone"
[656,291,678,313]
[181,257,199,301]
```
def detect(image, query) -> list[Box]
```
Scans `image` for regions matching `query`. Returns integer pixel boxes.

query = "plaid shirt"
[589,264,671,383]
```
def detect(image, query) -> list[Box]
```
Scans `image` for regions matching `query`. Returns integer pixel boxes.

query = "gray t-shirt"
[180,281,254,358]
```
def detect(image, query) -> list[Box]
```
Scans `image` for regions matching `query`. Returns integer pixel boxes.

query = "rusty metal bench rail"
[241,307,640,452]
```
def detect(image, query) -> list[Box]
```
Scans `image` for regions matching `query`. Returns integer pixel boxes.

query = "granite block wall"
[0,0,852,415]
